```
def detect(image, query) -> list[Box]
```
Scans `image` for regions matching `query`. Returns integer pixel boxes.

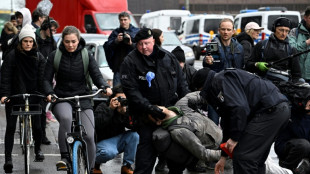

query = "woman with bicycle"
[43,26,112,172]
[0,24,46,173]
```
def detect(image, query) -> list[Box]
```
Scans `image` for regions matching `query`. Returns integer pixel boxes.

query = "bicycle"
[5,93,46,174]
[55,89,106,174]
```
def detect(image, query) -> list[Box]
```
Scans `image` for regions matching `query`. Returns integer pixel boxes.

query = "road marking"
[0,154,61,157]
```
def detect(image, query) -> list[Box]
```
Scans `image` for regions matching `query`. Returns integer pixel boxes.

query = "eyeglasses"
[277,28,290,33]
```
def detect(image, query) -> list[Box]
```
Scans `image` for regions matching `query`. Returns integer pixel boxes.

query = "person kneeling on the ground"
[93,85,139,174]
[151,105,222,174]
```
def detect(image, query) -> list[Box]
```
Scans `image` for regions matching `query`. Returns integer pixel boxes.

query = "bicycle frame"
[7,93,45,174]
[56,89,105,174]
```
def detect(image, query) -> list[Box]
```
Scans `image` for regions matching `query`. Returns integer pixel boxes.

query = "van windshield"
[204,19,222,34]
[95,13,138,30]
[267,15,299,31]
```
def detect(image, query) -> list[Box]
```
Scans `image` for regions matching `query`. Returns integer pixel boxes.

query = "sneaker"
[155,158,167,172]
[121,165,134,174]
[34,150,45,162]
[56,158,69,171]
[295,159,310,174]
[42,136,51,145]
[3,160,13,173]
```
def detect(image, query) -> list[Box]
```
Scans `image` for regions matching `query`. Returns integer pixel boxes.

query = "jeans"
[96,131,139,166]
[208,105,220,125]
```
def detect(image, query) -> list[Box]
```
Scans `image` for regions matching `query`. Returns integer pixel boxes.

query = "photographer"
[103,12,139,86]
[93,85,139,174]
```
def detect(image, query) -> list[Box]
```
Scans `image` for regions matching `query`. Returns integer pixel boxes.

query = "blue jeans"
[208,105,220,125]
[113,72,121,87]
[95,131,139,166]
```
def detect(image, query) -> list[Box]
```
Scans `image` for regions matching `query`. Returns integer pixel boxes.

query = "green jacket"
[289,21,310,80]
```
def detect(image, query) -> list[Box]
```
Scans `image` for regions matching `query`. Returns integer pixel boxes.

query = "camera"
[122,31,130,44]
[117,96,128,106]
[201,42,219,56]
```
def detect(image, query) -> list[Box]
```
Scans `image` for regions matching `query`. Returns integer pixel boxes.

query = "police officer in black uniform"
[120,28,190,174]
[199,68,290,174]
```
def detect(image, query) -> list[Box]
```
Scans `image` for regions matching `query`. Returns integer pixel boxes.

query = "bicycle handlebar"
[5,93,46,103]
[55,89,106,101]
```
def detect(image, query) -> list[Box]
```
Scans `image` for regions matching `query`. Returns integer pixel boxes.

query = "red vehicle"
[26,0,138,35]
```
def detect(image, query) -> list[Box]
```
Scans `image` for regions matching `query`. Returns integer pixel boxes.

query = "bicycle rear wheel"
[72,141,88,174]
[24,117,30,174]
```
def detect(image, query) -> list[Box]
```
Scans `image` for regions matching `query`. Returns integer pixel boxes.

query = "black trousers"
[279,139,310,170]
[4,103,42,158]
[233,102,290,174]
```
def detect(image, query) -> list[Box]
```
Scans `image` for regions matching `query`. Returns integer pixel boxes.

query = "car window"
[170,17,182,30]
[204,19,222,34]
[97,46,108,67]
[95,13,138,30]
[267,15,300,31]
[186,19,199,34]
[234,18,239,30]
[162,32,182,46]
[240,16,262,32]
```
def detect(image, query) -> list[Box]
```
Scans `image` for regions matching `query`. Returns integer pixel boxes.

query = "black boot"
[35,146,45,162]
[42,136,51,145]
[3,154,13,173]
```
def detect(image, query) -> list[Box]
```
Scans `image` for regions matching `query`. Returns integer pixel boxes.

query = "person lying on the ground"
[150,105,223,173]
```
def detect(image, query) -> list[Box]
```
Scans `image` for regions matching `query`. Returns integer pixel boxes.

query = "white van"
[178,14,234,60]
[139,9,191,32]
[234,7,301,43]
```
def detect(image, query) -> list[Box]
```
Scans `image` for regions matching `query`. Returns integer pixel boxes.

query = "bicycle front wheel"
[72,141,88,174]
[23,117,30,174]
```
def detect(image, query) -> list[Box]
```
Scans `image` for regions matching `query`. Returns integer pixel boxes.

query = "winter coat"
[235,32,254,64]
[35,28,57,58]
[104,24,139,72]
[203,35,244,72]
[0,48,46,103]
[289,20,310,80]
[247,33,302,81]
[94,101,134,142]
[200,68,288,142]
[43,37,109,109]
[183,63,197,91]
[120,45,190,120]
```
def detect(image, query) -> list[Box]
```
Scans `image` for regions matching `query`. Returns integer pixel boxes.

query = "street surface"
[0,59,280,174]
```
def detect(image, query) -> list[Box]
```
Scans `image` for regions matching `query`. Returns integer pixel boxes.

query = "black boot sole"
[3,163,13,173]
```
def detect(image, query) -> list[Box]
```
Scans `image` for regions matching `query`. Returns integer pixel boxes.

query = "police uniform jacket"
[120,45,190,118]
[200,69,288,142]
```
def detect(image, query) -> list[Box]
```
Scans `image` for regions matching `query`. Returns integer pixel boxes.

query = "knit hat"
[192,67,211,90]
[19,24,36,42]
[152,28,163,46]
[245,22,264,31]
[274,17,291,29]
[134,28,153,42]
[172,46,185,63]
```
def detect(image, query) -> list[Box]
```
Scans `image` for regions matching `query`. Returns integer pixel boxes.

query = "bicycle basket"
[11,104,42,116]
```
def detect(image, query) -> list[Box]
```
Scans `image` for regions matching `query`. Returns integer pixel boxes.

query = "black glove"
[99,86,107,94]
[147,105,166,120]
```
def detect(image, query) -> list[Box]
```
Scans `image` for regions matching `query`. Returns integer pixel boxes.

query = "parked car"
[162,31,195,65]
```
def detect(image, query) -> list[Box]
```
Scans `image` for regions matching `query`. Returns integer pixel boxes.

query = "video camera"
[201,42,219,56]
[117,96,128,107]
[122,31,130,44]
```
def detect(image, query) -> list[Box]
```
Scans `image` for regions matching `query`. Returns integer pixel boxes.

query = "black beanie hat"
[274,17,291,29]
[134,28,153,42]
[192,67,211,90]
[172,46,186,63]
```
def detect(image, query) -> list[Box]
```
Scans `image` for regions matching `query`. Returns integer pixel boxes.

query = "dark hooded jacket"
[235,32,254,64]
[35,28,57,58]
[0,46,46,104]
[246,33,302,81]
[43,37,109,109]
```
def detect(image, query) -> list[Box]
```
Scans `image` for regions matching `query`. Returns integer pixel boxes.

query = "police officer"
[120,28,189,174]
[199,68,290,174]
